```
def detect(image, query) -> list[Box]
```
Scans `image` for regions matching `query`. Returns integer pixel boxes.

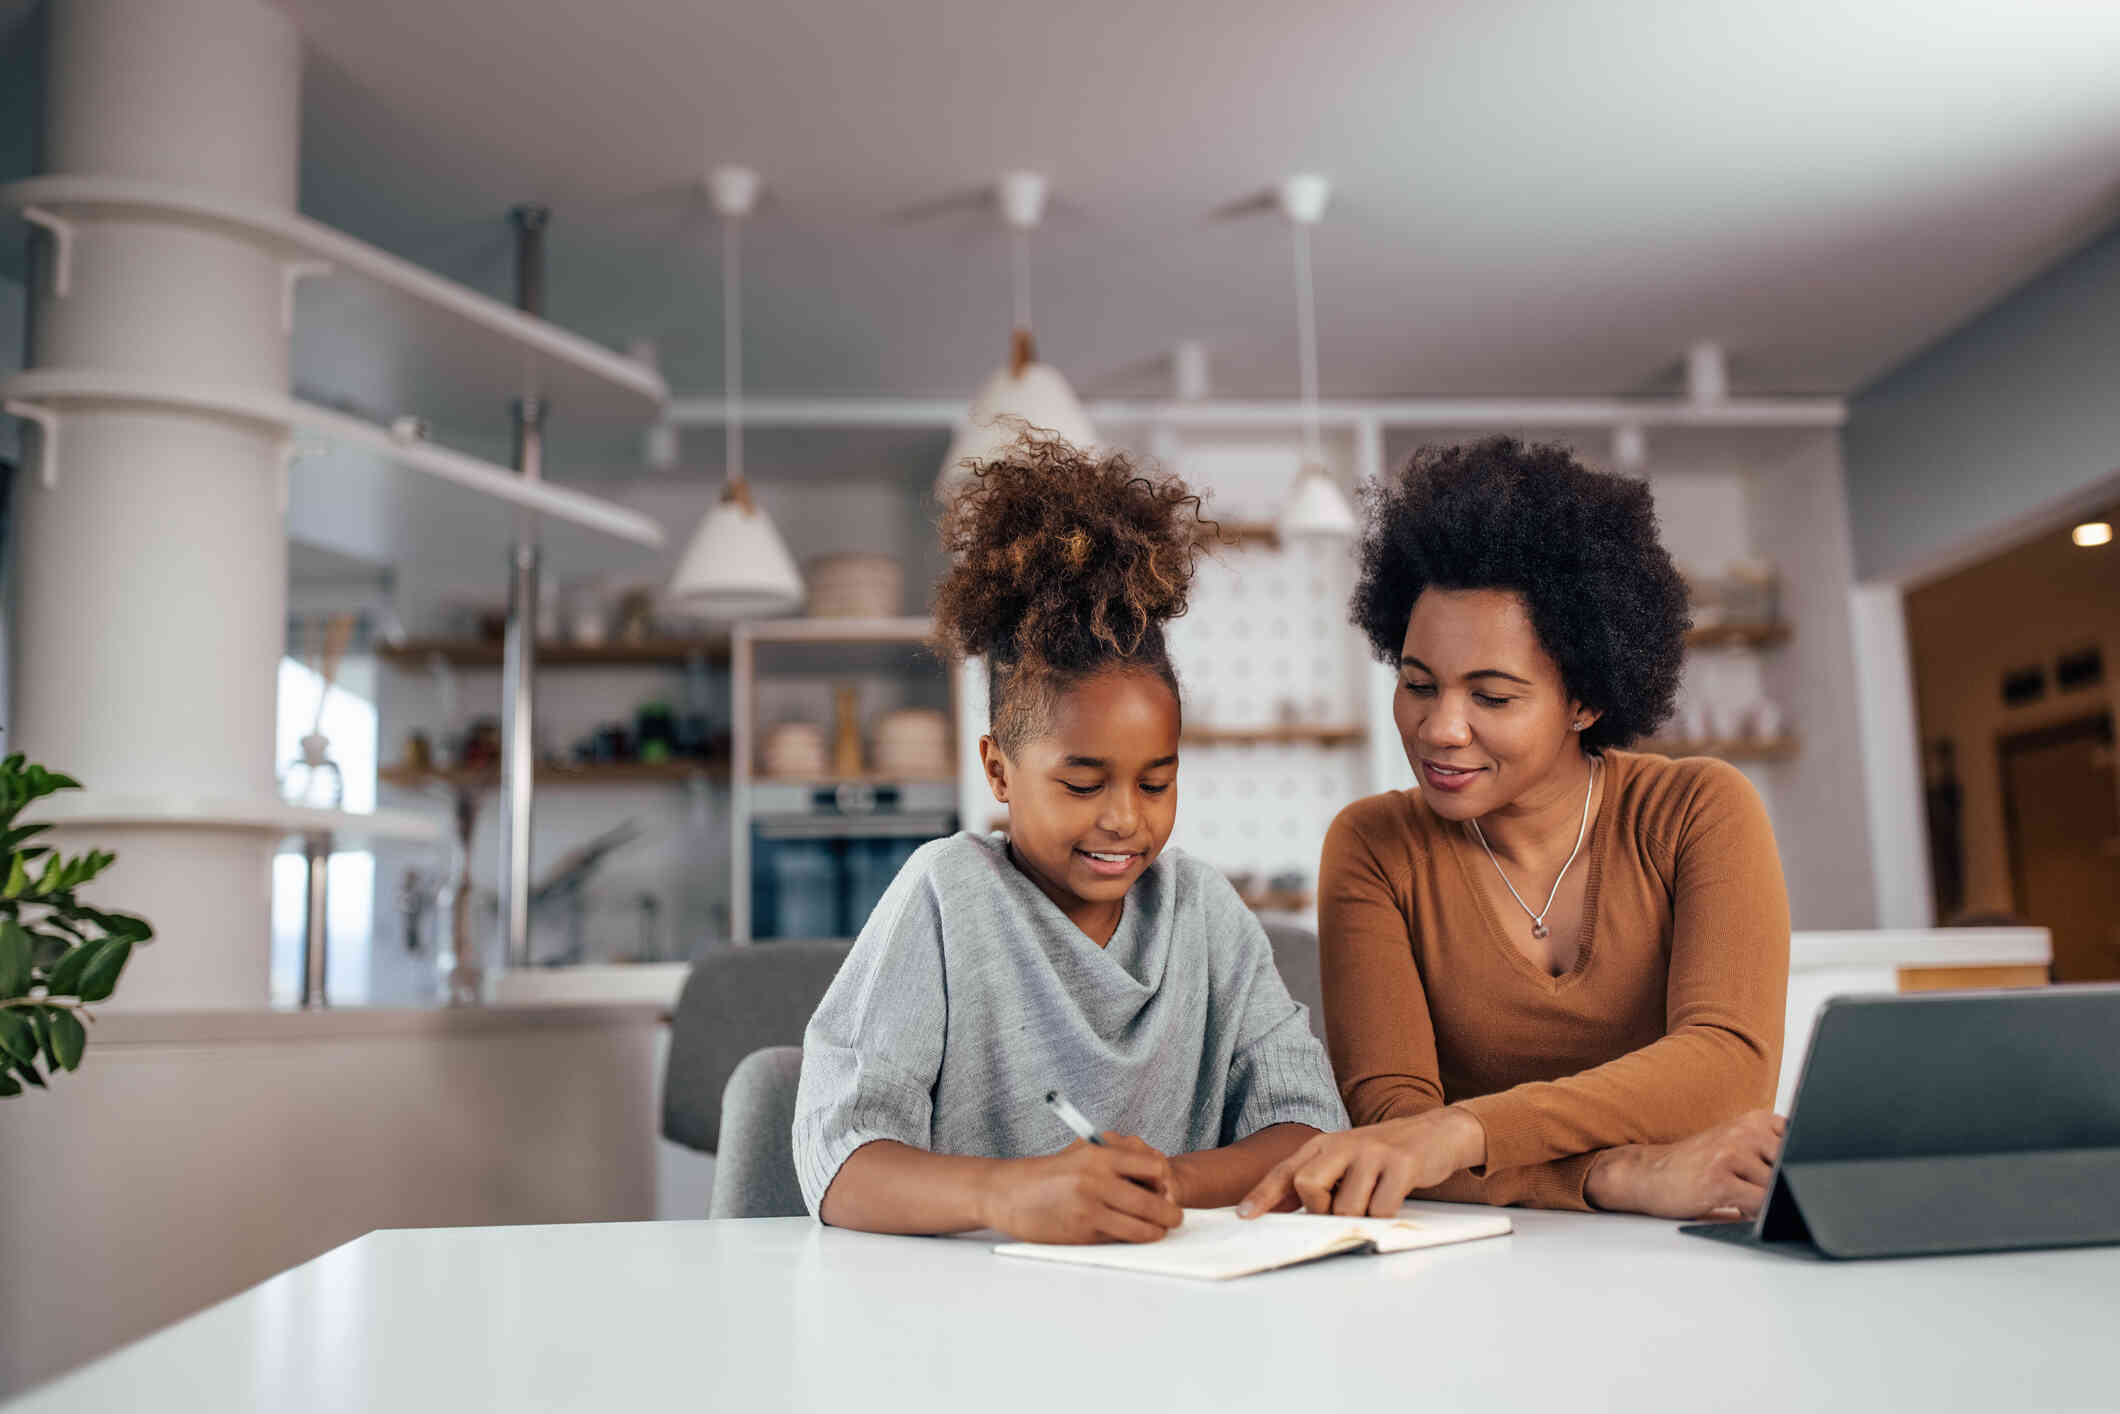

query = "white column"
[17,0,302,1006]
[1848,582,1937,929]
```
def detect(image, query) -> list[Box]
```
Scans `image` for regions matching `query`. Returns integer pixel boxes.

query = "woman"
[1240,436,1788,1220]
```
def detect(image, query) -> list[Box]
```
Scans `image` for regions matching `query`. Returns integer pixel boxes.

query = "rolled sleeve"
[1219,907,1349,1144]
[791,869,949,1216]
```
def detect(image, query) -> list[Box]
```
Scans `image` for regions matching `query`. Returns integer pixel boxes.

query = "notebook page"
[993,1207,1511,1281]
[995,1208,1365,1280]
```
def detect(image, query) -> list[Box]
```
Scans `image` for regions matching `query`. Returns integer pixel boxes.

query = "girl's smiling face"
[980,667,1181,944]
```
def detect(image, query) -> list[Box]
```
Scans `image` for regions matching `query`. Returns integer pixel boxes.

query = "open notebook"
[994,1206,1512,1280]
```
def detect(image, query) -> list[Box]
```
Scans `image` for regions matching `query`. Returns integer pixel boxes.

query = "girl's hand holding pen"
[980,1135,1184,1245]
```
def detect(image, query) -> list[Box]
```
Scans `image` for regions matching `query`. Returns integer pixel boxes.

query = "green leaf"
[0,1069,20,1097]
[27,931,70,969]
[2,752,24,774]
[77,938,132,1003]
[30,1006,54,1069]
[63,851,111,890]
[0,853,27,900]
[44,943,93,998]
[0,921,30,998]
[0,822,51,851]
[32,853,62,896]
[12,1056,44,1088]
[0,1010,35,1064]
[47,1006,85,1071]
[84,911,152,944]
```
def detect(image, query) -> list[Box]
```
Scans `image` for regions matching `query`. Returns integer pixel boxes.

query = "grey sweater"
[793,832,1347,1216]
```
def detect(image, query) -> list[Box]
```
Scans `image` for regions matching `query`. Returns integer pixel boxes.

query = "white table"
[11,1206,2113,1412]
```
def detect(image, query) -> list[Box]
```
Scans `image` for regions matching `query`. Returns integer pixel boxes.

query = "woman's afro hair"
[1348,435,1690,751]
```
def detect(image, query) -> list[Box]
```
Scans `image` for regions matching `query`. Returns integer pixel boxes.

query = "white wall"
[2,270,25,730]
[1157,434,1373,897]
[1740,430,1881,927]
[1843,221,2120,585]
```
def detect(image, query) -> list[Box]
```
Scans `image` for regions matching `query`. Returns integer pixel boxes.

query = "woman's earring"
[1571,721,1586,732]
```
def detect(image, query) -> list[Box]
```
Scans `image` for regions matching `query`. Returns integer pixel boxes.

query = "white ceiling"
[279,0,2120,420]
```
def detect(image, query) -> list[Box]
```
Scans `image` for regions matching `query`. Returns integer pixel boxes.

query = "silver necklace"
[1467,756,1599,940]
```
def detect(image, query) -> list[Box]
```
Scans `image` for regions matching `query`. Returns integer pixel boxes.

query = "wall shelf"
[1685,623,1791,650]
[379,759,727,790]
[1,369,665,572]
[2,175,667,423]
[1639,736,1801,762]
[755,773,958,787]
[1183,725,1366,747]
[733,616,959,942]
[378,637,729,669]
[741,616,935,645]
[1199,521,1281,551]
[33,793,446,847]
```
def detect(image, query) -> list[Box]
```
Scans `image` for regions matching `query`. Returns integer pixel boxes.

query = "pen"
[1044,1089,1104,1146]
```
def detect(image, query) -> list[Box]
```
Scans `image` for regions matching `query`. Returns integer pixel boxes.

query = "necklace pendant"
[1531,921,1550,939]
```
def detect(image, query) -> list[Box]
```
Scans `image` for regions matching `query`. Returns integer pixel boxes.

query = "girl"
[793,440,1347,1244]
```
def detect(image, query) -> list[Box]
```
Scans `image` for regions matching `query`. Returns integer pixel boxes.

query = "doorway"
[1999,714,2120,982]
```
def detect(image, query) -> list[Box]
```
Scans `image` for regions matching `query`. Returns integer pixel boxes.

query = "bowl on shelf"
[871,707,950,778]
[761,722,829,779]
[805,553,904,619]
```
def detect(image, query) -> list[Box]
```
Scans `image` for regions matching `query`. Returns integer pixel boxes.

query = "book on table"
[994,1206,1512,1280]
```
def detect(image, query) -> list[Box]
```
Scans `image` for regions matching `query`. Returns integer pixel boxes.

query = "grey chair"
[661,940,853,1183]
[1262,920,1328,1042]
[708,1046,809,1218]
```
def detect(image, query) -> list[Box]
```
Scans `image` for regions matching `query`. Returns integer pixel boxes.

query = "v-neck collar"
[992,833,1160,992]
[1436,757,1616,992]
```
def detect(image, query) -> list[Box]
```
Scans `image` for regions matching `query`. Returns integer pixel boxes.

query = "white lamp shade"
[935,358,1096,502]
[1276,461,1359,543]
[666,483,805,620]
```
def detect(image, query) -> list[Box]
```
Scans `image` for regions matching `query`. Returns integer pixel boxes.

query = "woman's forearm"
[817,1139,1004,1234]
[1169,1123,1321,1208]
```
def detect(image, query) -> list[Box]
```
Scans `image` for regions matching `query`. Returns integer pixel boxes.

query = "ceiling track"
[663,394,1847,431]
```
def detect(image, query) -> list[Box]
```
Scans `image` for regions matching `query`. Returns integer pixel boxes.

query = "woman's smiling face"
[1394,587,1593,819]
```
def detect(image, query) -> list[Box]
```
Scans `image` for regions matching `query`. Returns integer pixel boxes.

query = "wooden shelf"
[378,637,729,669]
[1182,725,1366,747]
[1242,890,1314,913]
[1198,521,1281,551]
[1685,623,1790,650]
[379,759,727,790]
[739,616,934,646]
[1639,736,1801,762]
[754,773,957,787]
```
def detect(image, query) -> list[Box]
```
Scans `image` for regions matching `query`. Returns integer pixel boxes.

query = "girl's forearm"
[1170,1123,1322,1208]
[817,1139,1004,1234]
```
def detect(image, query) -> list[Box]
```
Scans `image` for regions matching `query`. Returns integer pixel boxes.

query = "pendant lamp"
[935,172,1095,504]
[1273,174,1359,544]
[668,166,805,619]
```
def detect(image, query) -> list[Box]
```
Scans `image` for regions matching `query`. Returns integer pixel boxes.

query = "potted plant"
[0,753,148,1096]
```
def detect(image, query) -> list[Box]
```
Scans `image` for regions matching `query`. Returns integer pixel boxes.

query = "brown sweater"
[1319,749,1789,1210]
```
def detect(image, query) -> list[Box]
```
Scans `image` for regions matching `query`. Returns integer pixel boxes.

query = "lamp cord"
[723,206,743,487]
[1012,227,1032,334]
[1292,219,1322,461]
